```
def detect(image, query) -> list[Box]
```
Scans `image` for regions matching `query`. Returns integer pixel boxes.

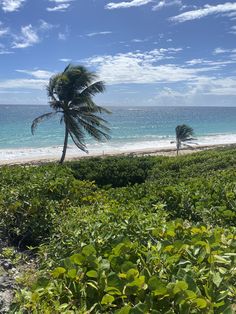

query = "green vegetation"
[31,64,110,164]
[0,147,236,313]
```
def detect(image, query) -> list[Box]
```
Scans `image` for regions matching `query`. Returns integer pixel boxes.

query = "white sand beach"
[0,143,235,166]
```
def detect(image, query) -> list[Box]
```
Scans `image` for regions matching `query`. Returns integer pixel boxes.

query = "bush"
[0,165,103,247]
[68,156,157,187]
[12,220,236,313]
[149,147,236,184]
[1,147,236,312]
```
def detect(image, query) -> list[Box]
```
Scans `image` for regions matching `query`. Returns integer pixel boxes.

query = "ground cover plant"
[0,147,236,313]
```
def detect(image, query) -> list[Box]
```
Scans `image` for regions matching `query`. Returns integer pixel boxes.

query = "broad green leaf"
[212,272,222,288]
[166,230,176,237]
[67,268,77,279]
[115,306,131,314]
[51,267,66,278]
[126,276,146,288]
[148,276,162,290]
[86,270,98,278]
[126,268,139,280]
[70,253,84,265]
[153,286,168,296]
[82,244,97,256]
[107,273,122,290]
[148,276,167,295]
[173,281,188,294]
[185,290,197,299]
[101,294,115,305]
[194,298,207,309]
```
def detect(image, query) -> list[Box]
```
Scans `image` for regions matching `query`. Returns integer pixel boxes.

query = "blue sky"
[0,0,236,106]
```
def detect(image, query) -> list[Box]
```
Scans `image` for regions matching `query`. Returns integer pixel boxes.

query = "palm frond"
[80,81,106,98]
[47,74,61,100]
[181,137,197,142]
[31,112,57,135]
[64,65,97,93]
[69,108,110,130]
[77,117,111,141]
[64,113,88,153]
[63,64,72,73]
[71,98,111,114]
[176,124,194,141]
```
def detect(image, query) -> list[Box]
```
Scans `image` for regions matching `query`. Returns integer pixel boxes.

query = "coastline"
[0,142,235,166]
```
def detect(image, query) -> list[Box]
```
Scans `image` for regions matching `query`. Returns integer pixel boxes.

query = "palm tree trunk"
[176,140,180,156]
[60,127,69,164]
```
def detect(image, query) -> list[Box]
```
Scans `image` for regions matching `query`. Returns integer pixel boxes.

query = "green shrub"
[12,221,236,313]
[0,165,103,247]
[107,168,236,226]
[1,147,236,312]
[68,156,157,187]
[149,147,236,184]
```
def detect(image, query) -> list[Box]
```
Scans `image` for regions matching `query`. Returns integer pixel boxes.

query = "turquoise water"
[1,105,236,161]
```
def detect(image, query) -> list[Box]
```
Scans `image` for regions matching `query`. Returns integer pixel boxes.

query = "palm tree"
[174,124,195,156]
[31,64,111,164]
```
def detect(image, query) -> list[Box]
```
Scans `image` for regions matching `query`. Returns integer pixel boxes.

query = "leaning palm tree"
[31,64,111,164]
[174,124,195,156]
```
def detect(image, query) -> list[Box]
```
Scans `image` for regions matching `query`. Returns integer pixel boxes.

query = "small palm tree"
[174,124,195,156]
[31,64,111,163]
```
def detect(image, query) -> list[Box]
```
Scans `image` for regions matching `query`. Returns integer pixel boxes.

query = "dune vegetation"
[0,147,236,313]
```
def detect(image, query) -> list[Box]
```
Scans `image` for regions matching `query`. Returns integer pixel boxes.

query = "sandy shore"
[0,143,235,166]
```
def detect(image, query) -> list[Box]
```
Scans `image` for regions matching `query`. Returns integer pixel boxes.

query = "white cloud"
[16,69,54,79]
[85,31,112,37]
[11,21,55,49]
[47,3,70,11]
[154,76,236,102]
[0,0,25,12]
[230,25,236,34]
[186,58,234,67]
[59,58,71,62]
[213,47,229,54]
[132,37,149,42]
[213,47,236,54]
[12,25,39,49]
[186,58,205,66]
[39,20,55,31]
[49,0,72,2]
[58,32,66,40]
[82,48,223,85]
[58,25,70,40]
[0,90,31,94]
[0,26,8,36]
[0,49,13,54]
[152,0,181,11]
[105,0,152,10]
[0,79,47,89]
[170,2,236,23]
[187,76,236,96]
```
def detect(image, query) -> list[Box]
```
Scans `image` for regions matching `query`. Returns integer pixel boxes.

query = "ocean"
[1,105,236,162]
